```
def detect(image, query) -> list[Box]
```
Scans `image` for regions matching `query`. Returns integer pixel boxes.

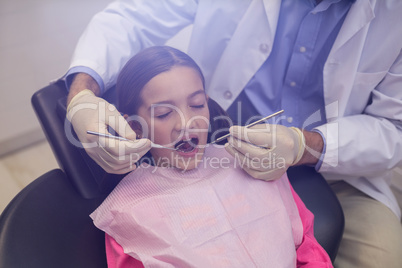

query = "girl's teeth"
[176,138,198,152]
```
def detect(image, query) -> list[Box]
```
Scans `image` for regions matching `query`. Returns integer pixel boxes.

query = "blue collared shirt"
[243,0,353,169]
[245,0,352,130]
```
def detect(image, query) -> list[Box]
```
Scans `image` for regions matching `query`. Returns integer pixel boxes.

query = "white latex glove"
[225,124,305,181]
[66,89,151,174]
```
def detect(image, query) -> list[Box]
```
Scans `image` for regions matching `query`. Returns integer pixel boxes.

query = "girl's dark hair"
[117,46,204,116]
[116,46,230,144]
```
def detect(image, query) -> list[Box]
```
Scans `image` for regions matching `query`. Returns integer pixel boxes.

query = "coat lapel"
[262,0,281,44]
[207,0,281,110]
[323,0,375,117]
[331,0,375,53]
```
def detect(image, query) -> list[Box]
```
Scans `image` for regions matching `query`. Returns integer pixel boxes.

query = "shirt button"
[259,43,270,53]
[290,81,296,87]
[299,46,306,53]
[223,90,233,100]
[287,117,293,123]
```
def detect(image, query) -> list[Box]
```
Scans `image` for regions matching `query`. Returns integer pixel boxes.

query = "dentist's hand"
[225,124,305,181]
[66,89,151,174]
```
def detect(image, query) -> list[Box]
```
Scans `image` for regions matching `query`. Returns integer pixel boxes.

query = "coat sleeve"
[290,184,333,268]
[316,48,402,177]
[69,0,197,91]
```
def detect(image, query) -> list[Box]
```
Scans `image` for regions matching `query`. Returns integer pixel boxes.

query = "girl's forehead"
[140,66,205,105]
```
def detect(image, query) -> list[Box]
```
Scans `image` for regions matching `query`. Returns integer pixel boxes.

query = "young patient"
[90,46,332,268]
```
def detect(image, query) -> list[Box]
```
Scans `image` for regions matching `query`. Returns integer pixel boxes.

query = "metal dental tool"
[210,110,285,144]
[86,130,177,150]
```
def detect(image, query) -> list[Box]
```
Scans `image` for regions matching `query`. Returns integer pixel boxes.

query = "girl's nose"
[174,110,195,132]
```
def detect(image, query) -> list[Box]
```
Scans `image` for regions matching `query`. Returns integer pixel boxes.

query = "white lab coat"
[69,0,402,218]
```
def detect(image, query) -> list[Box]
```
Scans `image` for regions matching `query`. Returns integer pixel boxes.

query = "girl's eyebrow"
[188,89,206,100]
[149,89,205,110]
[150,100,175,108]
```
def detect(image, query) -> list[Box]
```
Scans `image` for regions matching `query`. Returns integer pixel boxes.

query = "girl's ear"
[124,114,143,139]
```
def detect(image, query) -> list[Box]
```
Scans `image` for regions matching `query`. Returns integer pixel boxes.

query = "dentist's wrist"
[67,73,101,106]
[297,130,324,166]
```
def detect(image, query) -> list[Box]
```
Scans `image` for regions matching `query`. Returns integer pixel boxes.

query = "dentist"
[65,1,402,267]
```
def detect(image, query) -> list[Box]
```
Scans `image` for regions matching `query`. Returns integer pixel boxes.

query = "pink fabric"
[104,185,332,268]
[105,234,144,268]
[91,146,332,267]
[291,186,333,267]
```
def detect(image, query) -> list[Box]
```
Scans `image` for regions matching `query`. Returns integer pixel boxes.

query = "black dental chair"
[0,80,344,267]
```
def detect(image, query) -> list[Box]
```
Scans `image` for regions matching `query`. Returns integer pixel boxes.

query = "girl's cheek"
[151,123,171,142]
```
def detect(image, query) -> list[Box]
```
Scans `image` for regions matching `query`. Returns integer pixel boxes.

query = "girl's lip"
[175,146,200,157]
[174,134,199,148]
[174,134,201,157]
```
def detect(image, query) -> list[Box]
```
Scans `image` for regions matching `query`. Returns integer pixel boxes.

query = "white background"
[0,0,191,156]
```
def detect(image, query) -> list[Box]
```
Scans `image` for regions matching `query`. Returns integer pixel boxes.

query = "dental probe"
[86,131,176,150]
[210,109,285,144]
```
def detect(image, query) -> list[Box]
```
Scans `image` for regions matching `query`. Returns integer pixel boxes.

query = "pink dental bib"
[91,146,303,267]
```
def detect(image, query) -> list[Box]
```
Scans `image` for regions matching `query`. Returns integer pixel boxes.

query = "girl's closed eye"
[189,93,207,109]
[153,107,173,119]
[191,103,205,109]
[156,111,172,119]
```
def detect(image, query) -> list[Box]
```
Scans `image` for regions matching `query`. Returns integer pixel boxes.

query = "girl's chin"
[174,151,204,171]
[153,148,205,171]
[176,163,197,171]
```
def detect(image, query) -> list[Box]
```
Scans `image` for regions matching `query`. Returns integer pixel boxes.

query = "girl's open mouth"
[175,137,199,153]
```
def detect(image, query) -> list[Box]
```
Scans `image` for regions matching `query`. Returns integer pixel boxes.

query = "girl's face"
[135,66,210,170]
